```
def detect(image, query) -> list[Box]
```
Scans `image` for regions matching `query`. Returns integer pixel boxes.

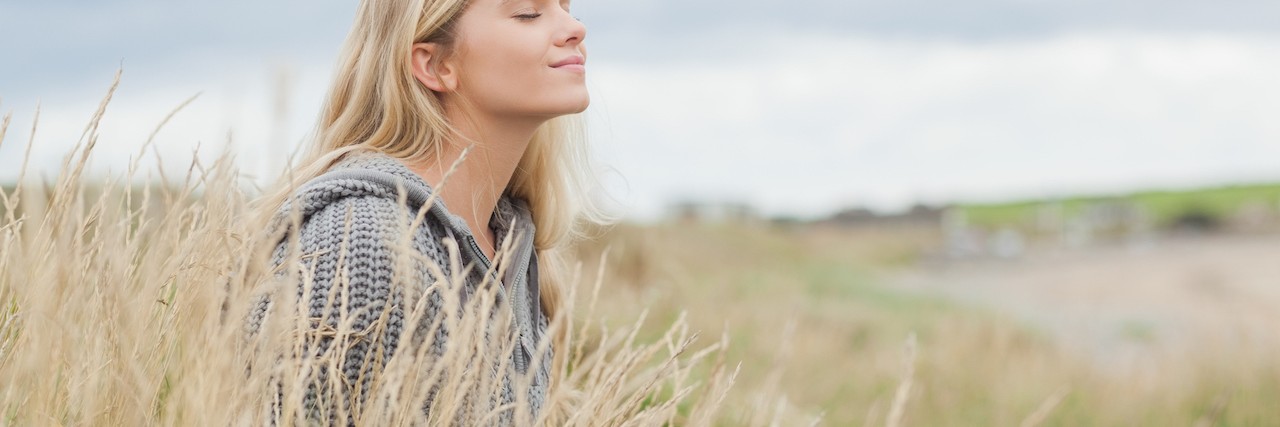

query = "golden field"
[2,83,1279,425]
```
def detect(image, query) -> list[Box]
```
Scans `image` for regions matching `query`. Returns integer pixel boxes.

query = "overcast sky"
[3,1,1279,220]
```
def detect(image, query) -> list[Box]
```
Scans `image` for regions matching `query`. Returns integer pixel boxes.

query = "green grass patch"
[957,182,1280,229]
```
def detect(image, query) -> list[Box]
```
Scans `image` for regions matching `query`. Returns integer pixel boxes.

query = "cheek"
[477,36,538,73]
[462,36,545,98]
[454,30,587,115]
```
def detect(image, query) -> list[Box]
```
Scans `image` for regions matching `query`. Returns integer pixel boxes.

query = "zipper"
[510,232,536,374]
[514,336,530,373]
[467,232,523,310]
[513,237,533,294]
[464,234,499,283]
[508,231,535,324]
[467,230,534,373]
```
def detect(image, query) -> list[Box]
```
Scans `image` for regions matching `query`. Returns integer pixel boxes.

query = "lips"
[551,55,586,68]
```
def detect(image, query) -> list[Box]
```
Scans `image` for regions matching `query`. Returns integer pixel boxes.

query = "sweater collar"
[325,149,535,256]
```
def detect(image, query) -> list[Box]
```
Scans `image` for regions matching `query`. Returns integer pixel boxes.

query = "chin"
[568,97,590,114]
[526,90,590,118]
[570,92,591,112]
[549,94,590,115]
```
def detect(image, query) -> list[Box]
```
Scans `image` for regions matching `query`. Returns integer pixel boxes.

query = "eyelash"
[513,8,579,22]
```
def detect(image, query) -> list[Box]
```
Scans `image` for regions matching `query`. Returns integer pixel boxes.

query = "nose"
[557,14,586,47]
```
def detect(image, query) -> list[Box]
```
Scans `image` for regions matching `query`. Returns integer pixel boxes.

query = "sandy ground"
[886,232,1280,372]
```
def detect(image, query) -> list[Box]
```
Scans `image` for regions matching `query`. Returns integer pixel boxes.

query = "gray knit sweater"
[247,151,552,425]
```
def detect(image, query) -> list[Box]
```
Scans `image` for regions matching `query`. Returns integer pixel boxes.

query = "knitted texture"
[246,151,553,425]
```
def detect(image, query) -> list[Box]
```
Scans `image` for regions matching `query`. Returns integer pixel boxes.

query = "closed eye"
[514,10,542,20]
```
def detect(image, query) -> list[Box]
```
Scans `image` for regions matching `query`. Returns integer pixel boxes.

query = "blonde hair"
[249,0,616,329]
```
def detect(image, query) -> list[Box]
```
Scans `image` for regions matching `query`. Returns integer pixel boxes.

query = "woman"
[241,0,615,424]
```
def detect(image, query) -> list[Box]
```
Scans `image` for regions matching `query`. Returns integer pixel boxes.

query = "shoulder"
[302,194,405,233]
[292,194,457,271]
[296,195,446,250]
[268,153,454,271]
[274,153,440,237]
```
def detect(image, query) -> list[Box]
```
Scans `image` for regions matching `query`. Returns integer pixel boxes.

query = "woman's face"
[447,0,588,119]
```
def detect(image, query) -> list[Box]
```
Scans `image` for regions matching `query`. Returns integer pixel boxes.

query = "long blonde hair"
[249,0,617,322]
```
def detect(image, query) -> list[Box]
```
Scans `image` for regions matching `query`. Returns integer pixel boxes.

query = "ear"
[410,42,459,92]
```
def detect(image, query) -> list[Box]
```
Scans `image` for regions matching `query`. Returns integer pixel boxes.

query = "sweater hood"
[258,149,552,418]
[271,150,543,318]
[274,150,536,263]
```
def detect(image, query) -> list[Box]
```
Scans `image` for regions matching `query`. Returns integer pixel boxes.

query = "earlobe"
[411,42,455,92]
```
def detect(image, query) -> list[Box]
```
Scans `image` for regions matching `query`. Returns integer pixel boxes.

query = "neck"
[405,106,544,254]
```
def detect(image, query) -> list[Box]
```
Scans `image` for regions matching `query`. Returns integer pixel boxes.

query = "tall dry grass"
[0,76,815,425]
[20,72,1272,427]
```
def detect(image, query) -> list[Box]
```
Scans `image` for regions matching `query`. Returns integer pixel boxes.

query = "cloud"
[587,31,1280,219]
[0,0,353,102]
[5,2,1280,221]
[576,0,1280,42]
[8,0,1278,100]
[0,56,334,191]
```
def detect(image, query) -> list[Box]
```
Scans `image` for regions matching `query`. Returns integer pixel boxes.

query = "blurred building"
[821,203,946,229]
[666,200,760,224]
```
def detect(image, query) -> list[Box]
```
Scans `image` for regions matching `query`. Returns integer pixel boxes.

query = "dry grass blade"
[885,332,917,427]
[1191,392,1230,427]
[1018,386,1070,427]
[0,75,774,426]
[0,109,11,152]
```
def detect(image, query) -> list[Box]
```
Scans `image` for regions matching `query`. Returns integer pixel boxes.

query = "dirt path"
[886,233,1280,371]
